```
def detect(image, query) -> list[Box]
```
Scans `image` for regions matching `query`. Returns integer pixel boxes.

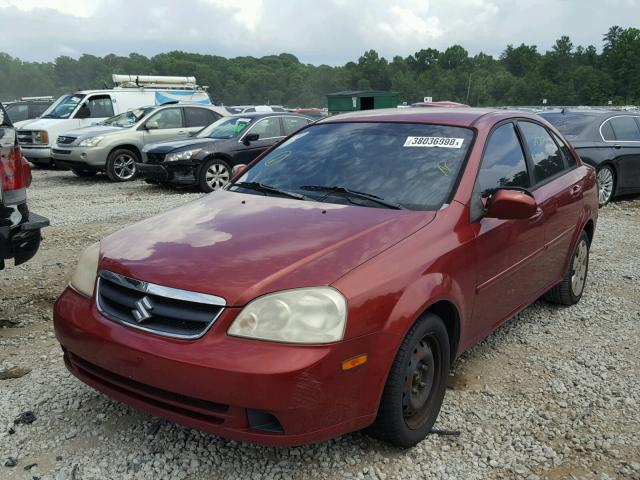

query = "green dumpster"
[327,90,399,115]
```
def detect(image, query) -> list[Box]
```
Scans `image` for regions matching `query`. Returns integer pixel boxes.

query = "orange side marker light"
[342,354,368,371]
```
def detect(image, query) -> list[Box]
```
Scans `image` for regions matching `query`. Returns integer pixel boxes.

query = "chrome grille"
[57,136,76,145]
[17,130,34,145]
[96,270,225,339]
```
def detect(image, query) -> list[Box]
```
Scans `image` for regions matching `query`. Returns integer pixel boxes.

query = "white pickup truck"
[15,75,212,166]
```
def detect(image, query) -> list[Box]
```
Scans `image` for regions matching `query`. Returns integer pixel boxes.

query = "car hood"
[14,118,61,130]
[59,125,125,138]
[144,137,217,154]
[99,190,436,306]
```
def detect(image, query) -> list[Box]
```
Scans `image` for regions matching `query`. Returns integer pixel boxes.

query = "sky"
[0,0,639,65]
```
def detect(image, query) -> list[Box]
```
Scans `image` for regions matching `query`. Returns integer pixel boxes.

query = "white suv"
[51,104,228,181]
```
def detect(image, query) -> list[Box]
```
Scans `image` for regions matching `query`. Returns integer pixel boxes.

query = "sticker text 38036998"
[403,137,464,148]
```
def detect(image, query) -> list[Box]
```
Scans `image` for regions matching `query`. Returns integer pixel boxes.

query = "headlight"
[69,242,100,297]
[78,136,104,147]
[228,287,347,344]
[33,130,49,144]
[165,149,202,162]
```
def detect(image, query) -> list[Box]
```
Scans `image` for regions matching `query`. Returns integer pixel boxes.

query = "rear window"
[539,113,598,139]
[236,122,474,211]
[607,116,640,141]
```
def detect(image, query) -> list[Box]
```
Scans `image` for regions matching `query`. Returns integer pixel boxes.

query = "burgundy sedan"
[54,108,597,447]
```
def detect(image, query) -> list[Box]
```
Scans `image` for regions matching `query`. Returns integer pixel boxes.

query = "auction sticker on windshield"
[404,136,464,148]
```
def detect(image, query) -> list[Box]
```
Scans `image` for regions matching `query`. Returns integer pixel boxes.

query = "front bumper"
[0,211,50,268]
[51,147,107,169]
[137,162,198,186]
[21,146,51,163]
[53,287,382,445]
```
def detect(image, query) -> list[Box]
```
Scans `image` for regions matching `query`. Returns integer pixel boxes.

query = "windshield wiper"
[231,181,306,200]
[300,185,405,210]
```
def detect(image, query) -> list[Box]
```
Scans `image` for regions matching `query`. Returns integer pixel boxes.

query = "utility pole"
[466,72,473,104]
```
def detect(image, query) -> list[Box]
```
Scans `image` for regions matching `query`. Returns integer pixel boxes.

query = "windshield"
[197,116,252,139]
[99,107,154,127]
[539,113,598,138]
[41,94,86,119]
[234,122,474,210]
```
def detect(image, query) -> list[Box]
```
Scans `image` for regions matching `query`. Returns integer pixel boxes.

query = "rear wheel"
[544,230,590,306]
[106,148,137,182]
[71,168,97,178]
[597,165,615,206]
[369,313,450,447]
[198,158,231,193]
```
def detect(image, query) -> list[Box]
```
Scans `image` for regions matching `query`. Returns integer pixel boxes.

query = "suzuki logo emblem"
[132,296,154,323]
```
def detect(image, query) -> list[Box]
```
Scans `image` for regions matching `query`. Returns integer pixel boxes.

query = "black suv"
[2,97,54,123]
[138,112,312,192]
[0,103,49,270]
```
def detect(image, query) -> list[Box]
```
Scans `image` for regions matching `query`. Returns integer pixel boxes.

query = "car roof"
[539,109,639,119]
[229,112,310,119]
[318,107,541,127]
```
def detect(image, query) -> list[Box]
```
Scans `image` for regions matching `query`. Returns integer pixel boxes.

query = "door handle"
[529,208,544,222]
[570,185,582,197]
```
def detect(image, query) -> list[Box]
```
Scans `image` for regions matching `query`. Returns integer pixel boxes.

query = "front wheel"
[106,149,138,182]
[198,158,231,193]
[544,230,590,305]
[369,313,450,447]
[597,165,615,207]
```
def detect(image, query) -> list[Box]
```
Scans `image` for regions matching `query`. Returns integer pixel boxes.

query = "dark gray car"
[138,112,313,192]
[540,109,640,205]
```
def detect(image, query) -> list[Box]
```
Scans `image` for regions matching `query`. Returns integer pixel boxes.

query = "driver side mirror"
[243,133,259,145]
[231,164,248,178]
[484,188,538,220]
[145,120,159,130]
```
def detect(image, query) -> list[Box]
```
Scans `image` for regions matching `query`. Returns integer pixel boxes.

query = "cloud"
[0,0,638,65]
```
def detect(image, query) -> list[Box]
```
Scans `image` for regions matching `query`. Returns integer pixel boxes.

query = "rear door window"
[518,121,565,184]
[476,123,530,197]
[282,116,310,135]
[185,108,219,128]
[608,116,640,141]
[601,120,616,141]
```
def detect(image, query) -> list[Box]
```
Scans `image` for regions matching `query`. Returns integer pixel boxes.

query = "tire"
[369,313,450,448]
[198,158,231,193]
[71,168,97,178]
[544,230,590,306]
[596,165,615,207]
[106,148,138,182]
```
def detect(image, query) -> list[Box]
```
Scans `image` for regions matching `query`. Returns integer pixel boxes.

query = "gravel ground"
[1,170,639,480]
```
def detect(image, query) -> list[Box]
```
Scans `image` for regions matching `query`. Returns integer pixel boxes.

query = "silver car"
[51,104,228,181]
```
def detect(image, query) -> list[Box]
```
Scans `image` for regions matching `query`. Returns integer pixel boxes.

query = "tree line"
[1,26,638,108]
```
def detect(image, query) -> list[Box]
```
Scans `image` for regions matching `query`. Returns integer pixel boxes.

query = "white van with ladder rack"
[15,75,212,166]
